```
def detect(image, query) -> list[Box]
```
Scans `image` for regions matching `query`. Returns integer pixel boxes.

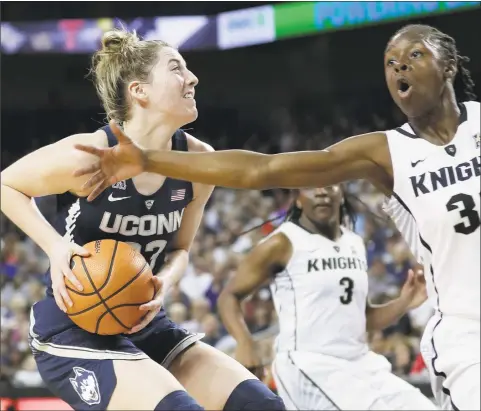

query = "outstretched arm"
[74,121,392,201]
[145,134,388,190]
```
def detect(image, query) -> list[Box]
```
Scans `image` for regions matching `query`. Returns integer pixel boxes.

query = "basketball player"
[74,25,480,410]
[0,30,284,410]
[218,185,436,410]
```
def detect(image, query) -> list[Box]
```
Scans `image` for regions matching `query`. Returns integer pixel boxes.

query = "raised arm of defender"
[74,121,393,200]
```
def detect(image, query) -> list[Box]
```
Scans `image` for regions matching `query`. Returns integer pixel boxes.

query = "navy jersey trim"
[100,125,189,152]
[391,192,440,308]
[391,193,459,407]
[395,127,418,139]
[285,269,298,351]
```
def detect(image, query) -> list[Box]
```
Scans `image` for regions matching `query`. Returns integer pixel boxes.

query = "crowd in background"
[1,98,434,391]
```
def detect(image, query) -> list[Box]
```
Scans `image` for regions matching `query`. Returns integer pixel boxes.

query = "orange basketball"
[65,240,155,335]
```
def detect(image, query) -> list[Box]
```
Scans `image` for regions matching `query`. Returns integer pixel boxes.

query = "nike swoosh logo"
[108,194,131,202]
[411,158,426,167]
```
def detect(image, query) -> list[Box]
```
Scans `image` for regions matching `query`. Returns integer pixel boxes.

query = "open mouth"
[397,79,412,97]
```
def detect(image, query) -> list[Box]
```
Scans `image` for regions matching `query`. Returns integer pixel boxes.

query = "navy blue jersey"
[32,125,193,338]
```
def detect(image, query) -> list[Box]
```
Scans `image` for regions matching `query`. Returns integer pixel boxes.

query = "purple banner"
[1,16,217,54]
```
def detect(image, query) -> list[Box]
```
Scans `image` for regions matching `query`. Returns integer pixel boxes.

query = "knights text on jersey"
[268,222,370,360]
[383,101,480,320]
[32,126,194,337]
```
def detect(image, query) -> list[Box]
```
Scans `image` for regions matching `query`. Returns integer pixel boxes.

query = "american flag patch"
[171,189,186,201]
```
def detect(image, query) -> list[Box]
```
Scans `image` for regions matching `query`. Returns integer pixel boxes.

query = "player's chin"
[313,205,334,220]
[184,104,198,122]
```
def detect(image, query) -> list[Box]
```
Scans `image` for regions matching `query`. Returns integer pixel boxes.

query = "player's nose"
[393,62,410,73]
[186,69,198,87]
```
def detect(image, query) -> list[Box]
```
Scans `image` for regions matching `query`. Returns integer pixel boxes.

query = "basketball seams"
[96,301,153,333]
[68,261,149,317]
[66,240,118,296]
[98,240,119,292]
[78,241,130,333]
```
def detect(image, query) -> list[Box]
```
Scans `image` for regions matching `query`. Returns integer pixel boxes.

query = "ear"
[444,58,457,80]
[295,199,302,210]
[127,81,148,103]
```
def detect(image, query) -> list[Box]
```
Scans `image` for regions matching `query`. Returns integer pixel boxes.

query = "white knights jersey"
[268,221,369,360]
[383,101,480,321]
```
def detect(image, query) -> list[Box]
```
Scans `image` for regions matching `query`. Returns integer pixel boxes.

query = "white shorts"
[420,313,480,410]
[272,350,436,410]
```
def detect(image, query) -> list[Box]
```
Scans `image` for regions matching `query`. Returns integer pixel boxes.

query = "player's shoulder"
[341,227,366,249]
[463,100,480,123]
[182,131,215,153]
[463,100,480,110]
[53,131,107,164]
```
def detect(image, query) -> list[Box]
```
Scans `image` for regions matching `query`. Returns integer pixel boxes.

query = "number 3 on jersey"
[340,277,354,304]
[126,240,167,270]
[446,192,481,235]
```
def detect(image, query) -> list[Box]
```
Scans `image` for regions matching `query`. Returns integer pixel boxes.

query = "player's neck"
[297,215,342,241]
[123,112,178,151]
[407,87,461,145]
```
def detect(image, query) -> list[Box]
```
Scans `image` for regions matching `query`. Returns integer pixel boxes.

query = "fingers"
[128,312,154,334]
[53,288,68,313]
[74,144,105,158]
[81,170,105,190]
[73,163,101,178]
[72,245,91,257]
[109,120,131,144]
[86,180,109,202]
[139,299,161,312]
[152,276,163,293]
[52,268,72,313]
[62,263,83,292]
[406,269,414,283]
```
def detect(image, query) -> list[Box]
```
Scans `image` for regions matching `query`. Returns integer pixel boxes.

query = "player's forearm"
[365,296,411,331]
[144,149,335,190]
[145,149,269,189]
[156,249,189,294]
[217,290,255,345]
[0,184,62,257]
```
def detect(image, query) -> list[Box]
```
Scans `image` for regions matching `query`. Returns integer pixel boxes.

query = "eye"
[411,50,422,58]
[171,66,181,72]
[387,59,395,67]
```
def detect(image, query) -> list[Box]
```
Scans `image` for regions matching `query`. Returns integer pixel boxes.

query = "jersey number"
[339,277,354,305]
[126,240,167,271]
[446,192,480,235]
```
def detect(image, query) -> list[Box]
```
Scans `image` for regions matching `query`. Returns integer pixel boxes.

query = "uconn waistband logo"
[69,367,101,406]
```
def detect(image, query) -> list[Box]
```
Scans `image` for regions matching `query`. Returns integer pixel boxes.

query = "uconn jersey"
[269,221,369,360]
[383,101,480,321]
[32,125,193,338]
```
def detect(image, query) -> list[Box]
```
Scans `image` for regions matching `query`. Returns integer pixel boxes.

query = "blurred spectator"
[201,314,223,346]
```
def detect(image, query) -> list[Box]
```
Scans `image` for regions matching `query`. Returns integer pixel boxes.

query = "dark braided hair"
[390,24,477,102]
[286,189,357,230]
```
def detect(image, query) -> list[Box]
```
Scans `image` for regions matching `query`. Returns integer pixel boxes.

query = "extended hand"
[400,268,427,310]
[73,120,147,202]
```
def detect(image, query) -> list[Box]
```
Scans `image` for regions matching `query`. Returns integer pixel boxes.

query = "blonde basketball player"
[74,25,480,410]
[1,29,284,410]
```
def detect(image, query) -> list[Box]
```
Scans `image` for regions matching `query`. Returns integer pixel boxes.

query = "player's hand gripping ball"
[65,240,156,335]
